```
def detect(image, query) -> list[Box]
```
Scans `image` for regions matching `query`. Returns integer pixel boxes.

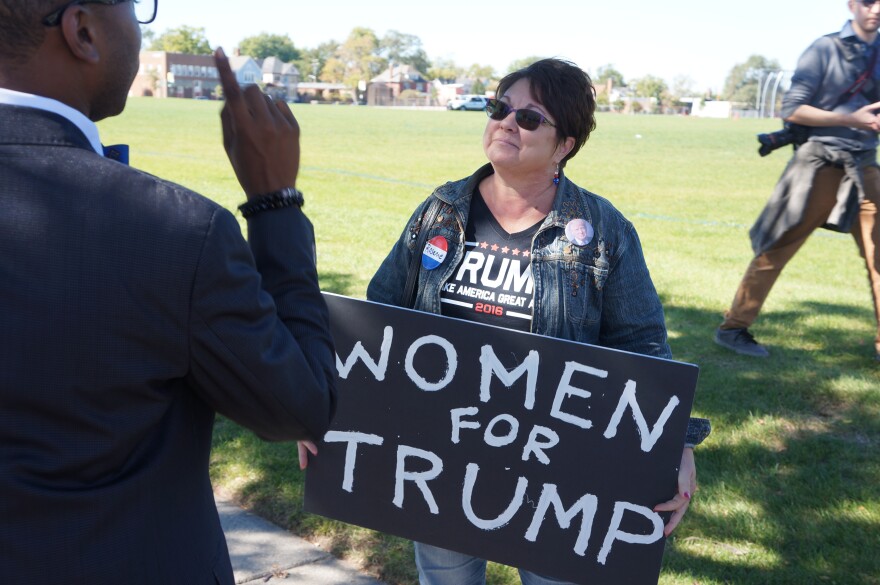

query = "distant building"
[367,64,430,106]
[228,55,262,87]
[432,81,464,107]
[131,52,301,101]
[260,56,300,100]
[131,52,219,99]
[295,82,353,103]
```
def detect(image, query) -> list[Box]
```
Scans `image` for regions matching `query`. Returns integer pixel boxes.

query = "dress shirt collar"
[0,87,103,155]
[840,19,880,48]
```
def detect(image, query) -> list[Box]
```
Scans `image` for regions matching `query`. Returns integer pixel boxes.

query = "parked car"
[447,95,489,111]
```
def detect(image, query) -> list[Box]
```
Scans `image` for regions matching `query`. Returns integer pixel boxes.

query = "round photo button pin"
[565,218,594,246]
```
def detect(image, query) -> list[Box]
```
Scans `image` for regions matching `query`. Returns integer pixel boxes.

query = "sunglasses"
[860,0,880,6]
[42,0,157,26]
[485,99,556,131]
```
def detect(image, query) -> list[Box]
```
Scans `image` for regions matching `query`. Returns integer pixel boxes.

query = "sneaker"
[714,328,769,357]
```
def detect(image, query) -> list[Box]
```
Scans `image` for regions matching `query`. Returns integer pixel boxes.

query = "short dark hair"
[0,1,58,64]
[495,58,597,168]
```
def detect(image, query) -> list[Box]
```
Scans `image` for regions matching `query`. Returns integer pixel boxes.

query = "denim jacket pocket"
[562,260,608,325]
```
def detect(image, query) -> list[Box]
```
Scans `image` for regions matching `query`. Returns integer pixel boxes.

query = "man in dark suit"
[0,1,336,583]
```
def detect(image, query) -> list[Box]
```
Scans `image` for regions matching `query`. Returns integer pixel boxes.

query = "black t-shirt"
[440,191,542,332]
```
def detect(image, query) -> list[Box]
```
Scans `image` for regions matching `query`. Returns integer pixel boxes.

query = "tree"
[467,64,496,82]
[141,27,155,50]
[380,30,430,74]
[316,28,386,101]
[722,54,782,107]
[669,74,697,103]
[337,27,387,93]
[506,56,546,74]
[239,32,300,62]
[595,64,625,89]
[470,79,486,96]
[632,75,669,110]
[427,58,462,83]
[147,25,212,55]
[297,41,339,82]
[320,56,346,83]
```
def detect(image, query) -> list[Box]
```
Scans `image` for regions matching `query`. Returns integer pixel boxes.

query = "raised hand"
[213,47,300,198]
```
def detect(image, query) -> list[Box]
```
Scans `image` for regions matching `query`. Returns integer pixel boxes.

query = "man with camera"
[715,0,880,361]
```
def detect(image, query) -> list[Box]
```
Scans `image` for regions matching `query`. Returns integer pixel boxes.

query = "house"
[366,64,430,106]
[131,52,298,100]
[295,82,353,103]
[228,55,262,87]
[260,56,300,100]
[131,52,220,99]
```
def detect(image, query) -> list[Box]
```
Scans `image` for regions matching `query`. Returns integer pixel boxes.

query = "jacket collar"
[0,103,97,155]
[0,88,102,154]
[436,162,593,233]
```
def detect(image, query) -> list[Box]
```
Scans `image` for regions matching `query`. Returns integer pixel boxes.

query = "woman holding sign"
[310,58,709,584]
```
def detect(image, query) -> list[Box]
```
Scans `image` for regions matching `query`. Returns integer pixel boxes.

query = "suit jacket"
[0,105,337,584]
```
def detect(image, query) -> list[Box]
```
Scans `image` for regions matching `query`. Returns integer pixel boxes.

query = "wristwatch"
[238,187,304,218]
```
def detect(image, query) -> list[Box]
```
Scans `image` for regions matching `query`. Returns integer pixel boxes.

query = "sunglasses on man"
[485,98,556,131]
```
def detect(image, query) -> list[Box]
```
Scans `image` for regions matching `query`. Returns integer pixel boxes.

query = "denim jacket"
[369,163,671,356]
[368,164,710,446]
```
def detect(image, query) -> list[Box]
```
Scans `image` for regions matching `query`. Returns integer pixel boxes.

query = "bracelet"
[238,187,304,218]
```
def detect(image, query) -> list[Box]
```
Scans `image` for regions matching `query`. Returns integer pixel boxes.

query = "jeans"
[414,542,577,585]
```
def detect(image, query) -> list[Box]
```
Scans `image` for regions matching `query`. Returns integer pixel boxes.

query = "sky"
[146,1,850,93]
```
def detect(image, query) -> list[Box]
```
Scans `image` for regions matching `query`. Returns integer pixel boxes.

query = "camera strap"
[831,36,879,106]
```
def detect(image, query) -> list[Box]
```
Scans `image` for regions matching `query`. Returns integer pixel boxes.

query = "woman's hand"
[297,440,318,470]
[653,447,696,536]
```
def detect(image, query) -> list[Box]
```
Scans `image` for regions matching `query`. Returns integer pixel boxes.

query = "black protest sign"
[305,293,699,584]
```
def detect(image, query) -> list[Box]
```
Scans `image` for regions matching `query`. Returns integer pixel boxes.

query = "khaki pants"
[721,164,880,353]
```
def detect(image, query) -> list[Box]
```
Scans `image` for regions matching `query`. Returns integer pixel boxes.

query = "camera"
[757,122,811,157]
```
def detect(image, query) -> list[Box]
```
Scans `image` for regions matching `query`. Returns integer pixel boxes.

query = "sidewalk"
[217,498,387,585]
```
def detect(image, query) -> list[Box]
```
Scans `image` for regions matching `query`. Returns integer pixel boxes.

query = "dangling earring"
[553,163,560,185]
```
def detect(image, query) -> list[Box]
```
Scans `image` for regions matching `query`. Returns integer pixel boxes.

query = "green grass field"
[100,98,880,585]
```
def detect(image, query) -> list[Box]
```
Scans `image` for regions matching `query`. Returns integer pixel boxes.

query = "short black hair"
[0,1,58,64]
[495,58,597,168]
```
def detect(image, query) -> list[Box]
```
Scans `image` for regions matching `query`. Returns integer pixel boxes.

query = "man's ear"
[59,5,100,64]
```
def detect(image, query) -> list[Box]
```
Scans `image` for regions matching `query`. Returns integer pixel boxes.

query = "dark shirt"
[783,20,880,152]
[440,190,540,332]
